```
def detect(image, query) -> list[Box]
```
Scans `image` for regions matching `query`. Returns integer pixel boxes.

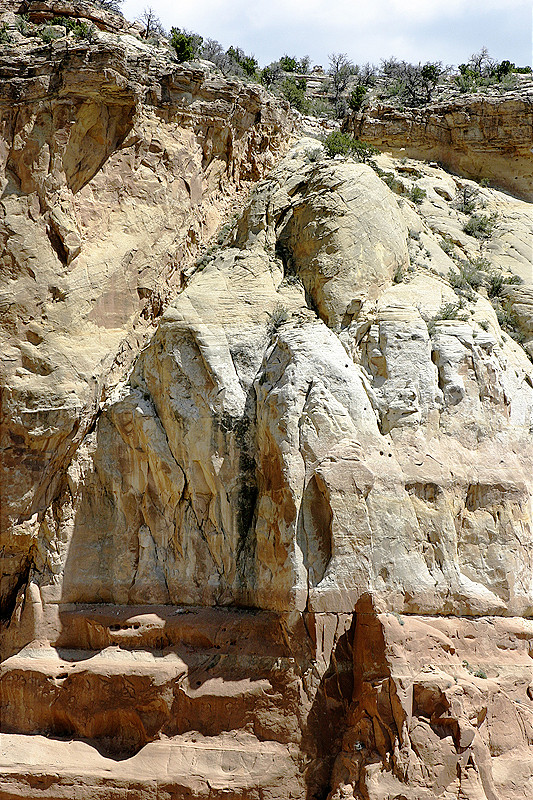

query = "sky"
[121,0,532,70]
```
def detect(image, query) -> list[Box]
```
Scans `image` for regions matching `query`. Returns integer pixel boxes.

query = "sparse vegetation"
[14,14,30,35]
[455,48,527,92]
[494,302,526,344]
[463,212,497,239]
[267,303,290,333]
[322,132,377,162]
[393,266,405,284]
[380,57,445,106]
[348,85,367,112]
[462,660,488,679]
[138,7,166,38]
[281,76,309,112]
[304,146,323,163]
[454,185,480,214]
[328,52,357,115]
[279,54,310,73]
[408,185,426,205]
[170,27,203,62]
[50,17,95,40]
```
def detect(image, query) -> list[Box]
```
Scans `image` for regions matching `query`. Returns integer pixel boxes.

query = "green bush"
[408,185,426,205]
[449,261,487,295]
[260,62,282,87]
[170,28,203,62]
[463,212,496,239]
[323,132,377,162]
[50,16,94,39]
[14,14,30,35]
[38,26,57,43]
[437,302,461,320]
[0,23,10,43]
[348,85,367,112]
[280,55,298,72]
[454,185,479,213]
[226,46,258,76]
[456,48,523,91]
[281,77,309,112]
[380,57,445,106]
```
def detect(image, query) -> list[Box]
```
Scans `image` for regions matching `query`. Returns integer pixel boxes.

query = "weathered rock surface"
[347,91,533,201]
[0,18,294,614]
[2,131,532,798]
[1,11,533,798]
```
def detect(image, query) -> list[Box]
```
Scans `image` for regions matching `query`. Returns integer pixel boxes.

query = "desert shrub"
[37,25,58,43]
[328,52,357,115]
[380,171,403,193]
[437,302,461,320]
[488,270,523,298]
[380,57,445,106]
[456,48,523,91]
[348,84,367,112]
[278,54,311,73]
[0,23,10,43]
[280,54,298,72]
[260,62,282,87]
[463,212,496,239]
[226,46,258,76]
[267,303,289,333]
[304,146,323,163]
[323,132,377,162]
[454,185,480,213]
[281,77,309,112]
[14,14,30,35]
[449,261,487,293]
[307,98,335,118]
[440,235,455,255]
[408,185,426,204]
[51,17,94,40]
[170,27,203,62]
[494,302,525,343]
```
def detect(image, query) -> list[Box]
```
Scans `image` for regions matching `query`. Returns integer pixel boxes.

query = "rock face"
[0,19,294,615]
[346,91,533,201]
[1,13,533,800]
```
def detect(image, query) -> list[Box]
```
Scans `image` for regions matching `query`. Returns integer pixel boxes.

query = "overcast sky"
[122,0,532,70]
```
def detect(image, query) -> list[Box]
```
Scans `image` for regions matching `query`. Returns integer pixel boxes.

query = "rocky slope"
[1,7,533,800]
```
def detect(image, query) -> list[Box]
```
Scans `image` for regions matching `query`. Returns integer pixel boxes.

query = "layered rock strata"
[1,131,532,798]
[346,91,533,201]
[0,20,294,614]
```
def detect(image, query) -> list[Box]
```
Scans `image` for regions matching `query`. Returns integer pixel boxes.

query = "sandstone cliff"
[0,11,294,616]
[346,90,533,202]
[1,9,533,800]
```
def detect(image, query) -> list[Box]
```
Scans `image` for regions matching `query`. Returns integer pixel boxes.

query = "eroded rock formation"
[1,9,533,800]
[346,90,533,202]
[0,14,294,615]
